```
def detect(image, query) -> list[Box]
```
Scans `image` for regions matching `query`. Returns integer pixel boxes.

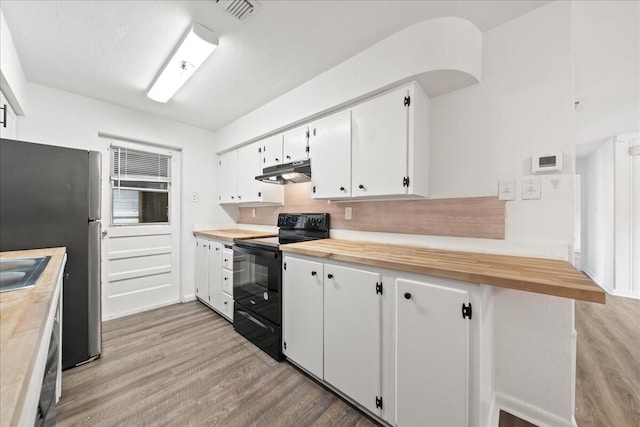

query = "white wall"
[12,82,235,301]
[577,140,615,291]
[428,3,578,425]
[0,9,27,113]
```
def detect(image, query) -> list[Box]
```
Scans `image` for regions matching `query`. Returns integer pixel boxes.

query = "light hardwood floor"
[57,296,640,426]
[575,295,640,427]
[57,302,376,426]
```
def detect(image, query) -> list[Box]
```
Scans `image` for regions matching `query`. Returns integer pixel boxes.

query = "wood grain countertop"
[280,239,606,304]
[0,247,67,426]
[193,229,277,243]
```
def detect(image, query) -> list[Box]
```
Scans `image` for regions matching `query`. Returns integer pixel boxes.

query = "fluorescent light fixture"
[147,23,218,103]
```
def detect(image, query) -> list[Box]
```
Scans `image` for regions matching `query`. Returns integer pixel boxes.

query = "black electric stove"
[232,213,329,360]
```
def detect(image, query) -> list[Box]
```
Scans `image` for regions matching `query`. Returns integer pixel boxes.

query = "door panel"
[195,239,209,302]
[283,124,309,162]
[352,87,409,197]
[261,134,283,169]
[218,151,238,203]
[324,263,381,415]
[310,110,352,198]
[396,278,469,427]
[237,142,261,202]
[283,256,324,378]
[209,241,223,311]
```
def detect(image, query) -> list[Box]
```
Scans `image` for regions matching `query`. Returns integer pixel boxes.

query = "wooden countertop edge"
[281,246,606,304]
[0,247,67,427]
[193,229,276,243]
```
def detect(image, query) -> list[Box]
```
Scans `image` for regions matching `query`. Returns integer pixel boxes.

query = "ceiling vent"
[215,0,261,22]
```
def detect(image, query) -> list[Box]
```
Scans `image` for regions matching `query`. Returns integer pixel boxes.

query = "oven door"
[232,244,282,325]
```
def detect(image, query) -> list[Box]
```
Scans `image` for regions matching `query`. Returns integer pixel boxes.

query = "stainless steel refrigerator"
[0,138,101,369]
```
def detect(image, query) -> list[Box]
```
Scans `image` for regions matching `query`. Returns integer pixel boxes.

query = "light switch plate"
[498,180,516,201]
[522,178,541,200]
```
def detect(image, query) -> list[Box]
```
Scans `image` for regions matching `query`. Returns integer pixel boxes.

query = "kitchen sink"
[0,256,51,293]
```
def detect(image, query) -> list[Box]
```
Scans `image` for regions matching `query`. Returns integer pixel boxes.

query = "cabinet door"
[222,268,233,295]
[261,134,283,169]
[324,263,381,415]
[236,142,261,203]
[195,239,210,302]
[208,241,223,311]
[221,292,234,321]
[218,151,238,204]
[0,91,17,140]
[283,256,324,379]
[309,111,352,199]
[396,278,469,427]
[352,86,409,197]
[283,124,309,162]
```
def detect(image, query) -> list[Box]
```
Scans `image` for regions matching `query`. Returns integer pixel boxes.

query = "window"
[110,146,172,225]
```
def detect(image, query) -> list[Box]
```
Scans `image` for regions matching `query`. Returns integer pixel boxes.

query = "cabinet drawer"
[222,293,234,321]
[222,269,233,295]
[222,248,233,270]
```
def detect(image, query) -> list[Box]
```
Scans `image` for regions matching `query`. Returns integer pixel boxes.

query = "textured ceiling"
[1,0,551,131]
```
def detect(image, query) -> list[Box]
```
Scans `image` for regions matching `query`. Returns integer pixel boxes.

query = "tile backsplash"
[238,183,505,240]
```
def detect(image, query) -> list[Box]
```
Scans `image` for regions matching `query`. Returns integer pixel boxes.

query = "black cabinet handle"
[358,184,365,189]
[339,186,345,191]
[224,301,228,305]
[286,155,291,160]
[224,277,228,280]
[275,157,280,162]
[224,259,228,262]
[404,292,412,300]
[327,274,333,279]
[311,271,317,276]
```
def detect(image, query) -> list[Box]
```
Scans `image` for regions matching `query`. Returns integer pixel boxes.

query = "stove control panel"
[278,213,329,231]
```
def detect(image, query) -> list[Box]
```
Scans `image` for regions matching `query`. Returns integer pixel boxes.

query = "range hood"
[255,159,311,185]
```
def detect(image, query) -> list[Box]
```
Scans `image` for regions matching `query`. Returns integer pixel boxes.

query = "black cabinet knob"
[339,186,345,191]
[404,292,412,300]
[275,158,280,162]
[286,155,291,160]
[358,184,364,189]
[224,277,228,280]
[311,271,317,276]
[327,274,333,279]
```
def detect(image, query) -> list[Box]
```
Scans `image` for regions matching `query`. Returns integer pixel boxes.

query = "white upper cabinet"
[218,139,283,205]
[351,84,428,198]
[283,124,309,163]
[309,111,352,199]
[218,150,238,204]
[261,134,284,169]
[236,141,261,203]
[0,91,17,140]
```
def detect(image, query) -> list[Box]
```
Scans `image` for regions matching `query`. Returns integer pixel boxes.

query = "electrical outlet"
[498,180,516,201]
[251,208,256,218]
[522,178,541,200]
[345,207,352,220]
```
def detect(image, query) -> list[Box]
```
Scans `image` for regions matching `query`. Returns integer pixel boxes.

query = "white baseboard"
[493,392,577,427]
[181,293,196,302]
[611,289,640,300]
[103,299,181,321]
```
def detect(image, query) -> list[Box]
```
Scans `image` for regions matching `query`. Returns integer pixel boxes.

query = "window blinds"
[110,146,171,182]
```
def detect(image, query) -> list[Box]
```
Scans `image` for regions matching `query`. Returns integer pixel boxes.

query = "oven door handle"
[232,245,279,259]
[236,309,269,330]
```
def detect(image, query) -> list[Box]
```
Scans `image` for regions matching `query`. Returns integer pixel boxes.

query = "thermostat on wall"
[532,151,563,174]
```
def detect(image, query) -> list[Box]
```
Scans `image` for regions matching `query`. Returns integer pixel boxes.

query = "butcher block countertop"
[281,239,606,303]
[193,229,276,243]
[0,247,67,426]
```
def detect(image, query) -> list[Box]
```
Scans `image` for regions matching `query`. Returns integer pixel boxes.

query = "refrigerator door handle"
[88,221,102,358]
[88,151,102,221]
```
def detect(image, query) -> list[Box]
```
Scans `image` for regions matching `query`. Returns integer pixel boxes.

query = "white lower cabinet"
[194,237,233,322]
[282,256,324,379]
[396,278,470,427]
[324,263,382,416]
[281,254,482,427]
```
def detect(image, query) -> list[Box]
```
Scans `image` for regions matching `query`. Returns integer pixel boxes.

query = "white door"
[102,139,181,320]
[218,150,238,204]
[324,263,381,415]
[310,110,352,199]
[261,134,283,169]
[352,86,409,197]
[283,256,324,378]
[283,124,309,162]
[237,142,261,203]
[396,278,469,427]
[208,241,223,311]
[195,238,210,303]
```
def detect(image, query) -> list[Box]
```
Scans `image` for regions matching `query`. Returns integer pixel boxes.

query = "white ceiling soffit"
[1,1,551,132]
